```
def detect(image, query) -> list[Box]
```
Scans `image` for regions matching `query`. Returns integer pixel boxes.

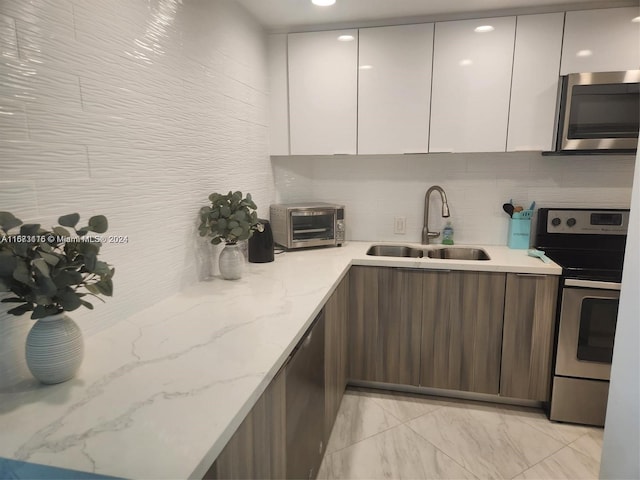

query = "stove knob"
[567,218,576,227]
[551,217,561,226]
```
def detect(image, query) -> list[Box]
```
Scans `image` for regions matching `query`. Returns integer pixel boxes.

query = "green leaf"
[20,223,41,237]
[39,251,61,266]
[0,212,22,232]
[7,303,32,316]
[211,237,222,245]
[92,278,113,296]
[0,252,17,276]
[13,259,32,286]
[220,205,231,217]
[31,305,59,319]
[53,226,71,238]
[32,258,50,277]
[59,289,82,311]
[87,215,108,234]
[58,213,80,228]
[80,299,94,309]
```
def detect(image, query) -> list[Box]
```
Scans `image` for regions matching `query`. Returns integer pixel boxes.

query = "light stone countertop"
[0,242,561,479]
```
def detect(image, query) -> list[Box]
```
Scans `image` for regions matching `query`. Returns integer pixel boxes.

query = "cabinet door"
[507,13,564,152]
[430,17,516,153]
[324,273,349,442]
[501,273,559,401]
[207,367,286,479]
[358,23,433,154]
[288,30,358,155]
[561,7,640,75]
[267,34,289,156]
[348,266,422,386]
[286,312,325,480]
[421,271,506,394]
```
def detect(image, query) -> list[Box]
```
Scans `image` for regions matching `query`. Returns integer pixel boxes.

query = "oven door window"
[291,213,334,242]
[577,297,618,363]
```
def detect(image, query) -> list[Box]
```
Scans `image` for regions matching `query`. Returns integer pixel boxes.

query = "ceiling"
[236,0,638,31]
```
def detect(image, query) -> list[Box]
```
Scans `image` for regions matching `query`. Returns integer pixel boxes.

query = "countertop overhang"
[0,242,561,479]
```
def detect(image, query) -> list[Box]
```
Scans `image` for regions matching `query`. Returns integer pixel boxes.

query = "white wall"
[273,153,634,245]
[0,0,273,387]
[600,152,639,479]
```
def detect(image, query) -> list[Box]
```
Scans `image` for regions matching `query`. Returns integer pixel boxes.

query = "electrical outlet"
[394,217,406,234]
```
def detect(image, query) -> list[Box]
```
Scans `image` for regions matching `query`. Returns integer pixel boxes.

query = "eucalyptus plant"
[199,191,260,245]
[0,212,115,320]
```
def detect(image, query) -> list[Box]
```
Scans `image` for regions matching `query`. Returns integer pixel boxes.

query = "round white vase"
[219,242,244,280]
[25,312,84,384]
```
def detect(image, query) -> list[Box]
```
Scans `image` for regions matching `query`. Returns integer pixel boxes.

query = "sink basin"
[426,247,490,261]
[366,245,423,258]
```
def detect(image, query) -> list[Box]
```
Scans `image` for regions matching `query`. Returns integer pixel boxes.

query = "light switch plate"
[394,216,406,234]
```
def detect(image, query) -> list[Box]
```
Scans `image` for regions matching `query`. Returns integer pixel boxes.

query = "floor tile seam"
[516,416,591,446]
[565,433,603,463]
[368,396,448,425]
[507,441,573,480]
[324,421,405,456]
[402,418,483,480]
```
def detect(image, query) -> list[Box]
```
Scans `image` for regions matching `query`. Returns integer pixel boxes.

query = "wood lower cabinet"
[206,367,286,479]
[420,270,506,394]
[500,273,559,401]
[324,274,349,442]
[349,266,422,386]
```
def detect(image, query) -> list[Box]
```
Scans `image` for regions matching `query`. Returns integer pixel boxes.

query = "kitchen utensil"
[527,248,551,263]
[502,203,515,217]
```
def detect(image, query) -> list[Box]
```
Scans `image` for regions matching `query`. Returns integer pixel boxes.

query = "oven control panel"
[547,209,629,235]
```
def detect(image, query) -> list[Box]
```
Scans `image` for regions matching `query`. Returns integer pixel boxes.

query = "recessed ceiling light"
[459,59,473,66]
[312,0,336,6]
[474,25,494,33]
[337,34,354,42]
[359,65,373,70]
[632,16,640,23]
[577,49,592,57]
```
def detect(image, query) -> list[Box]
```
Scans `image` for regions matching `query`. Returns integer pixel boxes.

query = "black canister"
[249,219,274,263]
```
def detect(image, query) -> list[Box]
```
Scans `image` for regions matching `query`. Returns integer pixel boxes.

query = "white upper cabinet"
[430,17,516,153]
[561,7,640,74]
[288,30,358,155]
[507,13,564,152]
[267,34,289,156]
[357,24,434,155]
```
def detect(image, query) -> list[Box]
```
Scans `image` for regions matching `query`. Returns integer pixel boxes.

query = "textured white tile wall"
[273,153,636,245]
[0,0,273,387]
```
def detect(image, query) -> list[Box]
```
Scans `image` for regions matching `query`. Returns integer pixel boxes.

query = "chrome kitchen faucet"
[422,185,450,244]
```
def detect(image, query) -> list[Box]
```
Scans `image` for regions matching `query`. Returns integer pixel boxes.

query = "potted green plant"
[0,211,115,384]
[198,191,260,280]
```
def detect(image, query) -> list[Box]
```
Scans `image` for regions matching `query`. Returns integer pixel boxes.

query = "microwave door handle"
[564,278,622,291]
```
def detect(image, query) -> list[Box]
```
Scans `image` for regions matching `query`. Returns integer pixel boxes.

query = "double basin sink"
[367,244,490,261]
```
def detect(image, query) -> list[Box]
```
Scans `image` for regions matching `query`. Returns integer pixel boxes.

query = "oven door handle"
[564,278,622,291]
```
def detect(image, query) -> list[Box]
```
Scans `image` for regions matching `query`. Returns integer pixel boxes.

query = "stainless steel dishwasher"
[286,310,325,480]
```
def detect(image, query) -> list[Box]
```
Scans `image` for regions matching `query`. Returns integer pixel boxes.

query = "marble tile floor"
[318,387,603,480]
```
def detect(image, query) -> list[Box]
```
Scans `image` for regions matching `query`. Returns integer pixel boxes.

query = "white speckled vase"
[219,243,244,280]
[25,313,84,385]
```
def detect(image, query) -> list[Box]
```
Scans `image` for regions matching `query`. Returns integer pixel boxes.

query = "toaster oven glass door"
[290,210,335,246]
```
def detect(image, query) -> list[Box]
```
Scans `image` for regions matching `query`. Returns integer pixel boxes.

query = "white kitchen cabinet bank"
[357,24,434,154]
[429,16,516,153]
[288,30,358,155]
[561,7,640,75]
[507,13,564,152]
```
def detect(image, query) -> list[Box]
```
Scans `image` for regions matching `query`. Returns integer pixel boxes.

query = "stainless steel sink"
[426,247,490,260]
[366,245,423,258]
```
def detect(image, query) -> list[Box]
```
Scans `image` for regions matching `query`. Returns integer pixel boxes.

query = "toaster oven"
[270,203,345,250]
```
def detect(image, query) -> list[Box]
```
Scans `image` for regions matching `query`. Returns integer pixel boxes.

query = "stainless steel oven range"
[535,208,629,426]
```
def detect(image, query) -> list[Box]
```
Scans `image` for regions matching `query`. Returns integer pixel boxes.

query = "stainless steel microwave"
[270,203,345,250]
[555,70,639,152]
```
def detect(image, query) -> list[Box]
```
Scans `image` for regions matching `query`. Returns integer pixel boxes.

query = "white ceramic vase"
[25,312,84,384]
[219,242,244,280]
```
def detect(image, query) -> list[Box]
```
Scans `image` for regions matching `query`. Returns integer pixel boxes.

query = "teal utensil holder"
[508,211,532,249]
